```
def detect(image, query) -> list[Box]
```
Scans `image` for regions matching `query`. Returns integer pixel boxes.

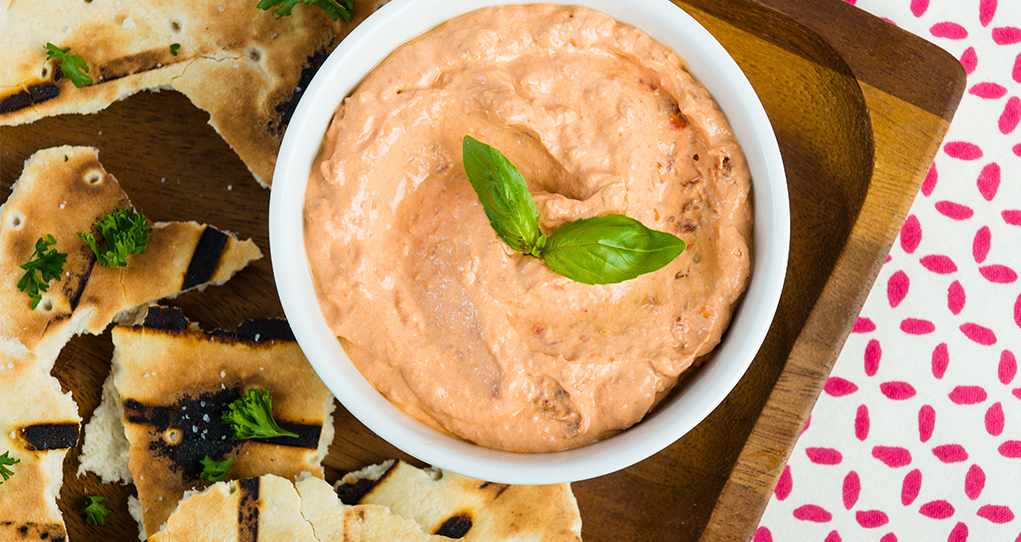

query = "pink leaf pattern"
[991,26,1021,44]
[888,271,909,307]
[976,505,1014,523]
[931,343,949,378]
[959,323,996,345]
[932,444,969,463]
[843,471,860,510]
[794,505,833,522]
[807,447,843,465]
[948,522,968,542]
[919,500,956,519]
[943,141,982,160]
[947,280,966,315]
[999,350,1017,384]
[864,339,882,376]
[856,404,870,441]
[960,47,978,74]
[975,163,1000,200]
[920,255,957,273]
[856,510,889,528]
[984,402,1004,435]
[999,97,1020,134]
[965,464,985,500]
[755,2,1021,540]
[902,469,922,505]
[881,381,918,400]
[978,265,1017,283]
[979,0,996,26]
[874,446,912,468]
[930,22,968,39]
[948,386,987,404]
[918,405,935,442]
[968,82,1006,98]
[775,465,792,501]
[934,201,974,220]
[825,377,859,397]
[972,227,990,262]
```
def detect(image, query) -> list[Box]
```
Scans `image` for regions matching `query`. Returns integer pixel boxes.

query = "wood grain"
[0,0,964,540]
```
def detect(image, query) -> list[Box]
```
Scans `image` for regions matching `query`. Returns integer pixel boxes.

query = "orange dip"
[304,4,752,452]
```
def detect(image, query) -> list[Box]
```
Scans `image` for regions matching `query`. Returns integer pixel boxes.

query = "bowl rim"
[270,0,790,484]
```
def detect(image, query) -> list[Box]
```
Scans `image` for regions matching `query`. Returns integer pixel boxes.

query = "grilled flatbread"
[337,460,584,541]
[0,340,80,542]
[148,474,317,542]
[295,474,449,542]
[0,146,262,367]
[78,307,335,538]
[0,0,378,186]
[149,474,449,542]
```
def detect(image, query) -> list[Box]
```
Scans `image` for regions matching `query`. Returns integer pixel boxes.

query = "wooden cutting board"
[0,0,964,540]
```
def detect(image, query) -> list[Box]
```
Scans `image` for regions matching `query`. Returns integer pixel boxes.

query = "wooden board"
[0,0,964,540]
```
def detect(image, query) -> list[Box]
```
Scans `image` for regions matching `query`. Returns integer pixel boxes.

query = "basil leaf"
[543,215,685,284]
[462,136,545,256]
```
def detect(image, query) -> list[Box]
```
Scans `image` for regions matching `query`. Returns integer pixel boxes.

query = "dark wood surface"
[0,0,964,540]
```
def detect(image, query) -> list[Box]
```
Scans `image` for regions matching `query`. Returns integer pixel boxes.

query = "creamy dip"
[304,4,752,452]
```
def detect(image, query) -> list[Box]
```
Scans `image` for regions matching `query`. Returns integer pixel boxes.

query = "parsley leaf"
[0,451,20,484]
[77,207,149,269]
[462,136,685,284]
[199,455,235,482]
[81,495,111,526]
[44,43,93,87]
[256,0,353,23]
[222,388,299,440]
[18,234,68,309]
[170,43,181,56]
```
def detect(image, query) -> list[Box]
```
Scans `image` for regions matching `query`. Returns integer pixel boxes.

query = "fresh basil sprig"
[462,136,686,285]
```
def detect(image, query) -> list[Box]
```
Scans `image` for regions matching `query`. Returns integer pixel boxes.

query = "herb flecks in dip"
[304,4,752,452]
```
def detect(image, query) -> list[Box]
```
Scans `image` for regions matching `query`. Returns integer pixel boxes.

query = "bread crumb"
[123,17,136,29]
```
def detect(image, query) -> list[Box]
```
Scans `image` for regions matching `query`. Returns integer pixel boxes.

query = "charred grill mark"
[269,46,334,135]
[96,51,177,83]
[335,460,400,505]
[19,423,80,451]
[123,386,321,480]
[66,256,97,312]
[210,318,296,342]
[434,514,473,539]
[0,90,33,115]
[141,306,190,331]
[237,477,260,542]
[182,226,229,290]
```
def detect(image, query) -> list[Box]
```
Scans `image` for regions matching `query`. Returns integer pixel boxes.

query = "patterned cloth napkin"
[756,0,1021,541]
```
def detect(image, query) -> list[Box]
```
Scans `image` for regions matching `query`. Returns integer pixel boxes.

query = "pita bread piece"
[0,0,379,186]
[0,340,81,542]
[78,307,335,538]
[295,474,450,542]
[0,146,262,367]
[336,460,583,542]
[149,473,450,542]
[148,474,317,542]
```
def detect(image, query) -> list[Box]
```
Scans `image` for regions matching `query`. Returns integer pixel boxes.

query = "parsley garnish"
[77,207,149,269]
[18,234,68,309]
[222,388,299,440]
[81,495,111,526]
[44,43,93,88]
[256,0,353,23]
[0,451,19,484]
[199,455,235,482]
[170,43,181,56]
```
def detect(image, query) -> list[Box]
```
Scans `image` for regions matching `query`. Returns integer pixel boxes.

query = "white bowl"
[270,0,789,484]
